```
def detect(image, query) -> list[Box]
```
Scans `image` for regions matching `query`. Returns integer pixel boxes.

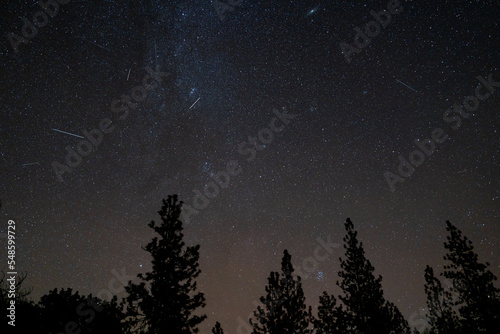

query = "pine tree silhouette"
[123,195,206,334]
[250,249,312,334]
[423,265,458,334]
[38,288,126,334]
[336,218,410,334]
[212,321,224,334]
[314,291,349,334]
[441,221,500,333]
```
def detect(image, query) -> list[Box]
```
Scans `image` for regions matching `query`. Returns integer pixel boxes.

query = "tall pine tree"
[423,265,458,334]
[250,249,312,334]
[441,221,500,333]
[336,218,410,334]
[314,291,349,334]
[212,321,224,334]
[123,195,206,334]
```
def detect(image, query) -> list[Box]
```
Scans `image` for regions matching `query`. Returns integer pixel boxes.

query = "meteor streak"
[188,97,201,110]
[395,78,418,92]
[51,128,84,139]
[79,37,111,52]
[21,162,39,167]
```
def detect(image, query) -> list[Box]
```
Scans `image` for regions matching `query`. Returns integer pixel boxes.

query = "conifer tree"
[336,218,410,334]
[314,291,349,334]
[423,265,458,334]
[212,321,224,334]
[386,300,413,334]
[38,288,126,334]
[123,195,206,334]
[250,249,312,334]
[441,221,500,333]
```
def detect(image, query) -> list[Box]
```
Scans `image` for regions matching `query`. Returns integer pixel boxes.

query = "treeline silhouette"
[1,195,499,333]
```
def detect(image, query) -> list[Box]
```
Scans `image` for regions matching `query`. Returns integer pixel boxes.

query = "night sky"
[1,0,499,332]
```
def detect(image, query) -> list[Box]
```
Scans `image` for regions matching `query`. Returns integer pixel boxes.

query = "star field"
[0,0,499,333]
